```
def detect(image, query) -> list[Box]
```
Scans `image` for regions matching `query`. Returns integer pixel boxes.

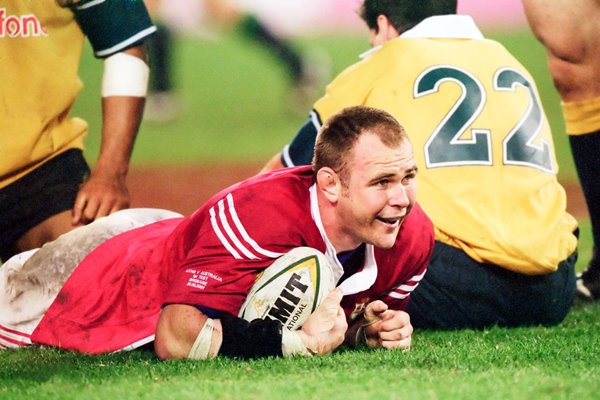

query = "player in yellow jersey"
[262,0,578,329]
[0,0,155,262]
[523,0,600,301]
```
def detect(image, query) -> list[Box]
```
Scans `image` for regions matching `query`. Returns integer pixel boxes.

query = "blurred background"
[77,0,559,167]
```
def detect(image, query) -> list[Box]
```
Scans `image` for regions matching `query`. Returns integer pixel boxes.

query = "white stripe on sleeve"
[217,199,259,260]
[282,144,294,167]
[386,270,427,299]
[75,0,106,10]
[209,206,242,259]
[226,194,284,259]
[95,27,157,57]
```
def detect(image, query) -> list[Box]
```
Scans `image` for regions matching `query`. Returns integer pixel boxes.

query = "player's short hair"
[360,0,457,33]
[312,106,408,186]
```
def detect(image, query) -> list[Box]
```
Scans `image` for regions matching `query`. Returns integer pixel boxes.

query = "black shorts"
[0,149,90,261]
[406,240,577,330]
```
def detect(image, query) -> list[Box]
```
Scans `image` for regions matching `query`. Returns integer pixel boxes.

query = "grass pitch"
[1,301,598,400]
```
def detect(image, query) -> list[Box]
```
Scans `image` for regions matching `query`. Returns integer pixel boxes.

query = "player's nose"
[389,184,410,208]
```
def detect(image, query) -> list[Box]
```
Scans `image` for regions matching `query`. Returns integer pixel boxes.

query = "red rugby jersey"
[32,167,433,353]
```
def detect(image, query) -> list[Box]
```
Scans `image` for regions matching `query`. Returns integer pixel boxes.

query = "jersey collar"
[309,184,378,295]
[400,15,484,40]
[360,14,484,59]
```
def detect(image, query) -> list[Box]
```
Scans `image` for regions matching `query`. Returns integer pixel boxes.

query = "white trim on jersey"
[95,26,157,57]
[360,15,484,59]
[282,144,294,167]
[310,110,322,130]
[117,335,155,352]
[401,15,484,40]
[386,270,427,300]
[76,0,106,10]
[217,198,259,260]
[209,206,242,260]
[210,194,284,260]
[309,185,345,284]
[0,324,32,349]
[337,244,379,295]
[225,195,283,258]
[281,110,321,167]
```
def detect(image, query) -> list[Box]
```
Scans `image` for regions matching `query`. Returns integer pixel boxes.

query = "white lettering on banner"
[0,8,48,38]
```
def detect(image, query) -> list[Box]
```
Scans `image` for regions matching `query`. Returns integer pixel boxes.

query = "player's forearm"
[96,95,144,178]
[155,301,345,360]
[95,45,148,177]
[155,305,288,360]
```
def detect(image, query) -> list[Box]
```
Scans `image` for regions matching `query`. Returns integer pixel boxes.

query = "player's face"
[337,133,417,250]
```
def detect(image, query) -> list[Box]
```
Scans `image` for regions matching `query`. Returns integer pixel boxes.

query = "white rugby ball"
[238,247,335,331]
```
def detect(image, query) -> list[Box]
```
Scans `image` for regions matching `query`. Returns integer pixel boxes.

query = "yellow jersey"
[303,16,578,274]
[0,0,154,187]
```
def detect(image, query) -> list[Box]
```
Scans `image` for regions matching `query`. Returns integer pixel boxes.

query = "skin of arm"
[154,304,210,360]
[154,289,348,360]
[260,153,285,173]
[522,0,600,101]
[72,45,147,224]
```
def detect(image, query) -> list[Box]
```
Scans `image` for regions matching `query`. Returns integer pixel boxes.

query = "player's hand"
[72,170,130,225]
[298,288,347,355]
[360,300,412,351]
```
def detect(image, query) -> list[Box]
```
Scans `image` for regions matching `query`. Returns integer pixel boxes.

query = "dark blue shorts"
[0,149,90,261]
[406,240,577,329]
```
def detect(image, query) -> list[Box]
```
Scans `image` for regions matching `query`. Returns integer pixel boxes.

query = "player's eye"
[376,178,391,187]
[402,174,416,185]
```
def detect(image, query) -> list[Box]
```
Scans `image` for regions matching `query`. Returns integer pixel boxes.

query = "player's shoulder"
[212,166,314,216]
[207,167,321,250]
[242,166,313,196]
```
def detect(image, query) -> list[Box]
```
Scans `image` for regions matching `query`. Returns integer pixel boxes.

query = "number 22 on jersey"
[414,65,554,173]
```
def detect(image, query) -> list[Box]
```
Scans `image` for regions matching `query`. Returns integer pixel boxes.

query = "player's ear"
[316,167,341,202]
[375,14,400,41]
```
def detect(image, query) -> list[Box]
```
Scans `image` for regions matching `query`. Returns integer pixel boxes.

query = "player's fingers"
[329,306,348,346]
[323,288,344,307]
[80,196,101,224]
[112,195,130,212]
[364,301,388,325]
[380,311,411,330]
[316,288,343,317]
[94,208,112,220]
[333,305,348,333]
[366,300,388,315]
[109,203,122,215]
[72,193,88,225]
[382,309,398,320]
[95,199,115,220]
[381,336,412,351]
[378,324,412,342]
[303,288,344,333]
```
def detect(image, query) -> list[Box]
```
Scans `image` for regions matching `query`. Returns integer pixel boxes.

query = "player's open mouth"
[376,216,401,227]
